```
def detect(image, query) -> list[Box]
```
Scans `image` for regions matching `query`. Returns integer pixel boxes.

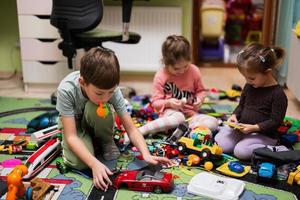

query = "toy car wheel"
[153,186,162,194]
[178,143,186,154]
[120,183,128,189]
[200,148,211,159]
[156,148,165,157]
[186,160,193,166]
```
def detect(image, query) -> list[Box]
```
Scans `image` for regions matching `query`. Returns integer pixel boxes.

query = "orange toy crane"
[6,165,28,200]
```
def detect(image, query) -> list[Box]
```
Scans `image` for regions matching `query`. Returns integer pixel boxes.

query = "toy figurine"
[6,165,28,200]
[96,102,110,118]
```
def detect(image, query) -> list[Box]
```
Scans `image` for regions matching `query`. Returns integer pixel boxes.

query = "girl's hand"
[166,98,184,110]
[182,98,202,111]
[227,114,238,123]
[239,123,260,134]
[143,154,173,168]
[192,98,203,110]
[91,160,113,191]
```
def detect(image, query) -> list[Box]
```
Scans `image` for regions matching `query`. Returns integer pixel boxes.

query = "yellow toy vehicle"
[287,165,300,185]
[225,89,241,101]
[178,137,223,170]
[178,136,223,160]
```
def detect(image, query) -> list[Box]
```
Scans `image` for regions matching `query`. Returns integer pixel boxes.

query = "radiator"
[101,6,182,72]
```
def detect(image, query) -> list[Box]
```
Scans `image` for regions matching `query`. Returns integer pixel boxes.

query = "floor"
[0,67,300,119]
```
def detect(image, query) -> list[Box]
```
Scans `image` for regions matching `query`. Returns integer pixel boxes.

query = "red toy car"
[113,170,174,193]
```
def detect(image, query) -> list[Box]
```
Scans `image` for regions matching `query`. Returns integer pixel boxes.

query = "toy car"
[177,137,223,170]
[258,162,276,179]
[113,170,174,193]
[228,161,244,173]
[177,137,223,159]
[162,144,179,158]
[56,157,68,174]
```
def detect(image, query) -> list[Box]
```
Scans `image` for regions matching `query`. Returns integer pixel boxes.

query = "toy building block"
[6,165,28,200]
[287,165,300,185]
[30,125,61,144]
[30,178,52,200]
[223,121,242,130]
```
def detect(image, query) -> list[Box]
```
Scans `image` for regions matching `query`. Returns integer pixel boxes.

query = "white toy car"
[187,172,245,200]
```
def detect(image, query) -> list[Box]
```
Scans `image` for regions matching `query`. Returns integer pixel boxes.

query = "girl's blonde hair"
[237,43,285,73]
[162,35,191,66]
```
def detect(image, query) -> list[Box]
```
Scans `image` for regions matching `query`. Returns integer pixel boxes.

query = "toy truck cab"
[177,137,223,159]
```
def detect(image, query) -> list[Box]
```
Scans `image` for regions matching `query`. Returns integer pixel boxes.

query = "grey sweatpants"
[214,125,287,160]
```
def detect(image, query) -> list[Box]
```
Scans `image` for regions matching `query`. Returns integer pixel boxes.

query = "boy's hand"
[239,123,260,134]
[143,154,173,168]
[91,160,113,191]
[166,98,184,110]
[227,114,238,123]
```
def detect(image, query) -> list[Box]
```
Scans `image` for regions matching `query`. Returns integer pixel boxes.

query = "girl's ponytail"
[271,46,285,65]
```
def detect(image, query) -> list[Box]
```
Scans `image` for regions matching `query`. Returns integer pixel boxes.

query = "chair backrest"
[50,0,103,33]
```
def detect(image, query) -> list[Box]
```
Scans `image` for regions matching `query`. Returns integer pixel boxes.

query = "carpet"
[0,96,299,200]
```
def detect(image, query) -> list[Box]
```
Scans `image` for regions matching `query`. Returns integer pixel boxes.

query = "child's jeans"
[58,101,114,169]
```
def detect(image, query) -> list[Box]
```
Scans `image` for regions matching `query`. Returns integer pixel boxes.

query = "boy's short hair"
[80,47,120,89]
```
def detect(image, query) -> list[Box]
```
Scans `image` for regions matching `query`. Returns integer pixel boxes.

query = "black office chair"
[50,0,141,69]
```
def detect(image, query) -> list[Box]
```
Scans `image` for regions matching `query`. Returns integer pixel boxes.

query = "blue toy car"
[228,161,244,173]
[258,162,276,178]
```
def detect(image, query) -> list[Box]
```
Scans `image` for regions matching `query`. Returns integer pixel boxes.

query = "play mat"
[0,96,300,200]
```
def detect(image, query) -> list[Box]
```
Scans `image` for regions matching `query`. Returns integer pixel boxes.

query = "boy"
[56,47,171,191]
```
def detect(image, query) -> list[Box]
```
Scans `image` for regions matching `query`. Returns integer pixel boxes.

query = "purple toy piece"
[200,38,224,60]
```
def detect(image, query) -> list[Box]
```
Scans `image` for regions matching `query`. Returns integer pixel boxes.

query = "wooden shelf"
[192,0,278,68]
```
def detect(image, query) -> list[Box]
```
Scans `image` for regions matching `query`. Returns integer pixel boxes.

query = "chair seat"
[75,29,141,48]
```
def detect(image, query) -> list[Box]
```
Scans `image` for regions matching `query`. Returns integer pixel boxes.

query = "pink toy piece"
[1,158,22,168]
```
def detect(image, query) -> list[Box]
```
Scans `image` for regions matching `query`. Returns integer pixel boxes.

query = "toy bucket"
[201,5,225,38]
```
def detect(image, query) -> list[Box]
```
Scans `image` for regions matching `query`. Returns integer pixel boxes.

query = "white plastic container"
[187,172,245,200]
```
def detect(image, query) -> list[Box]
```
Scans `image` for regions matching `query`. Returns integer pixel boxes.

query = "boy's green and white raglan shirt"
[56,71,127,119]
[55,70,127,169]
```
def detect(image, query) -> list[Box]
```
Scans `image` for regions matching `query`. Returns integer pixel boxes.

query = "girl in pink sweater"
[125,35,214,144]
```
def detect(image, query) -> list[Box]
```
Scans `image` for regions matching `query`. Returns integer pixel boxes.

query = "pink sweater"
[151,64,206,116]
